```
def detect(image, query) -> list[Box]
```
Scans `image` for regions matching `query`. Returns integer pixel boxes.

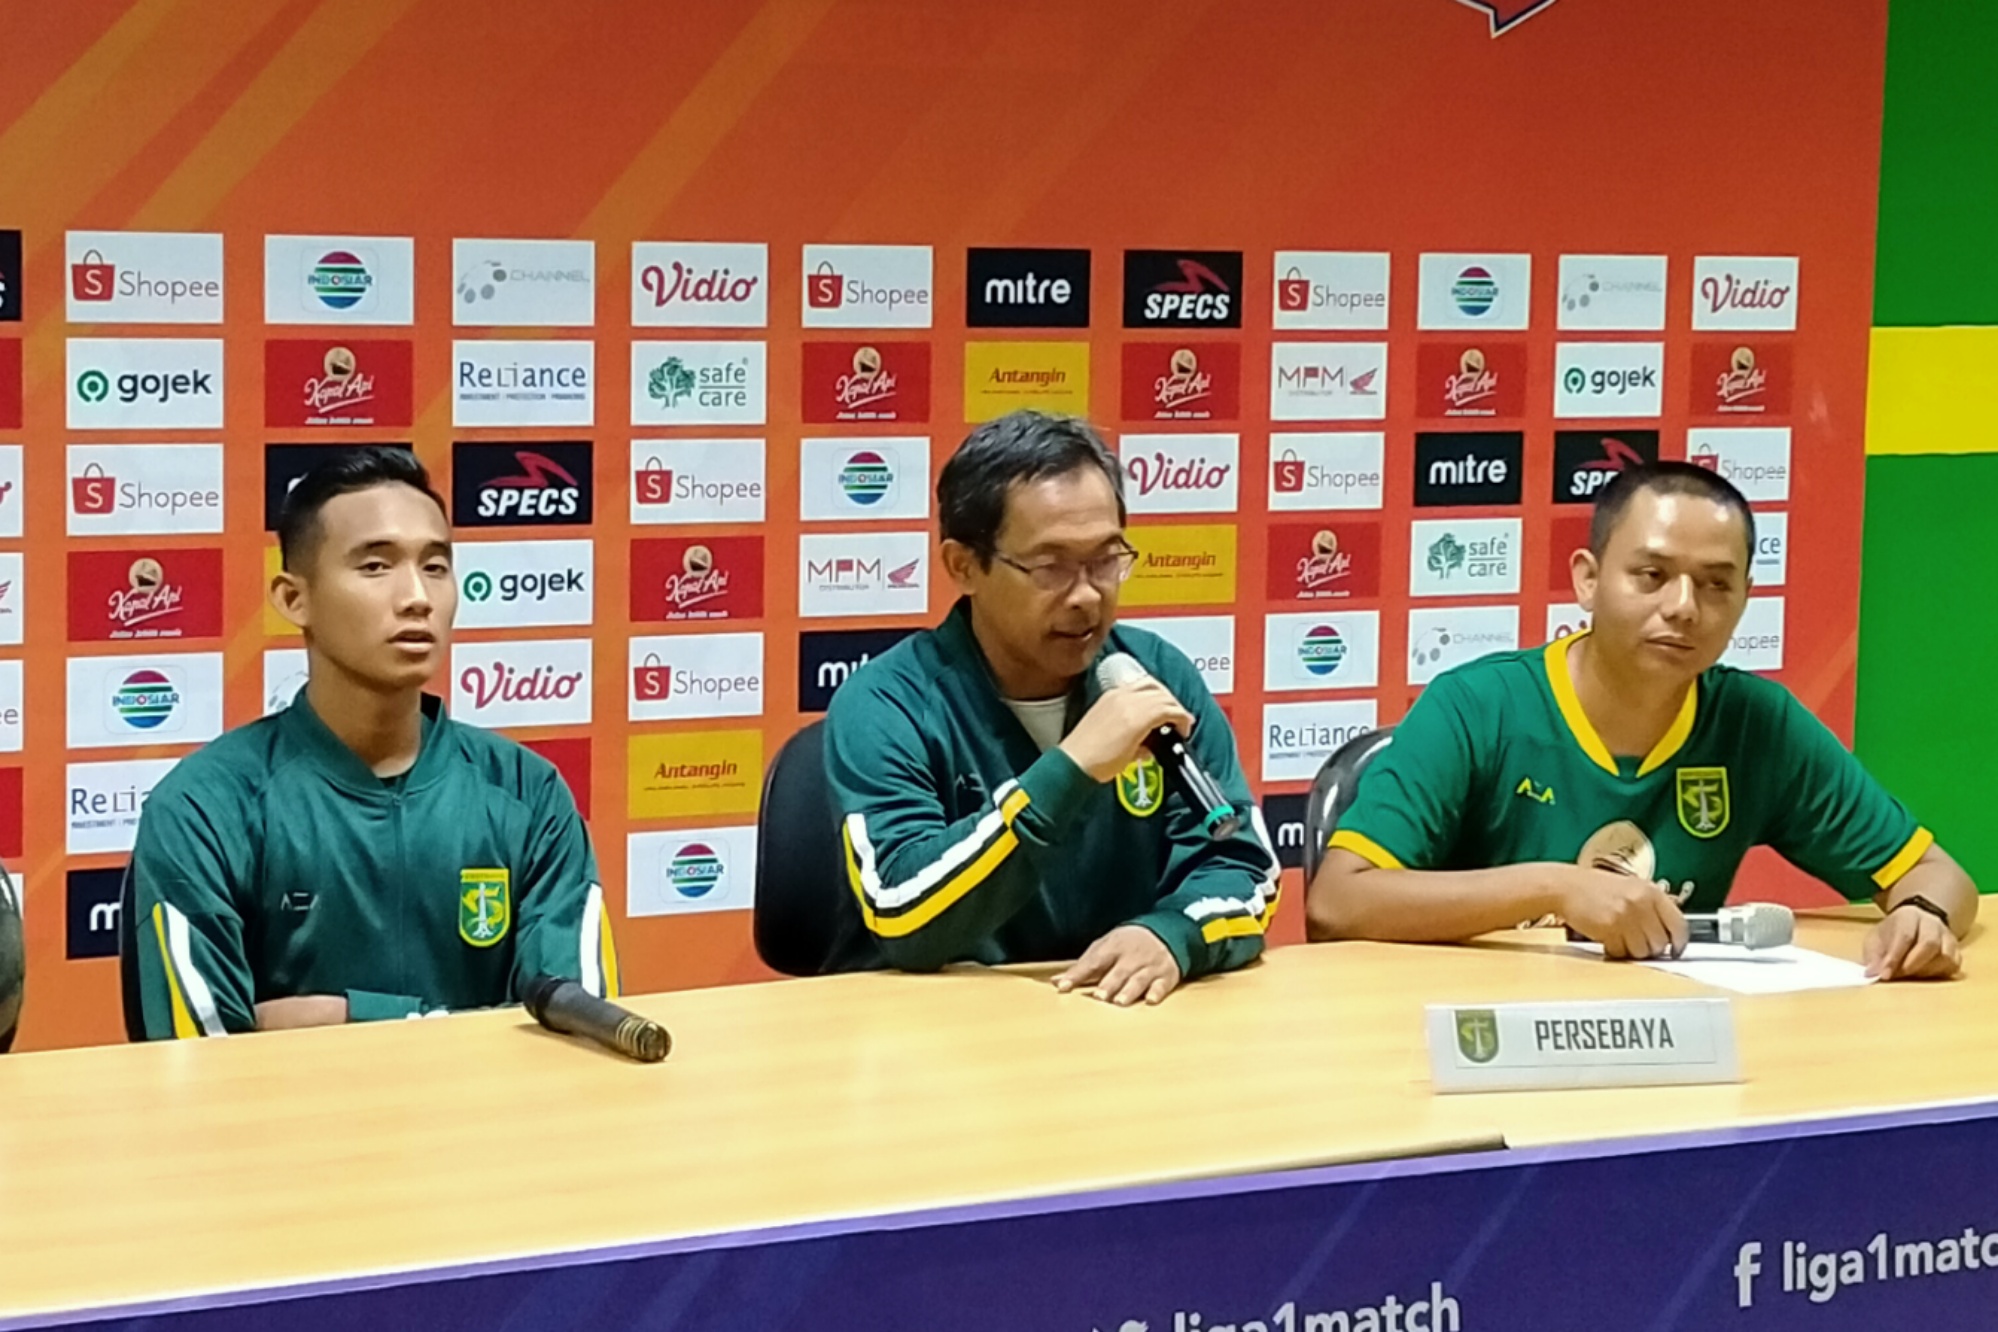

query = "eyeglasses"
[992,545,1139,593]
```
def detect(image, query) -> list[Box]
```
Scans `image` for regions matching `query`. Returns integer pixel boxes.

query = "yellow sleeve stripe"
[599,918,622,1000]
[1872,826,1935,890]
[1328,828,1405,871]
[852,825,1022,939]
[1200,913,1267,945]
[150,904,198,1040]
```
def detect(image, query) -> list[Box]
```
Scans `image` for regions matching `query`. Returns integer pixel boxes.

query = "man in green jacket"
[132,448,617,1038]
[825,411,1279,1006]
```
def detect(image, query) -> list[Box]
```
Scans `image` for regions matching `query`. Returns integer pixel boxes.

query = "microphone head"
[1726,903,1795,950]
[1097,651,1148,691]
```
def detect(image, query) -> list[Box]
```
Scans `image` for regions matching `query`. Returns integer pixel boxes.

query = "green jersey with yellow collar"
[824,598,1279,980]
[1330,633,1931,910]
[131,692,618,1038]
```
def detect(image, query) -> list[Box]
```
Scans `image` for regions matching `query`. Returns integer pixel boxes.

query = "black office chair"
[118,865,146,1042]
[753,721,885,977]
[0,862,21,1053]
[1302,726,1397,885]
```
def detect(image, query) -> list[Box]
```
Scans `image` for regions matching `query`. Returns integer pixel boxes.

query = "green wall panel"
[1874,0,1998,326]
[1855,453,1998,882]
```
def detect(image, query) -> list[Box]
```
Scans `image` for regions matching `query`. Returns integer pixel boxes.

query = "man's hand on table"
[1053,925,1182,1006]
[1863,907,1962,981]
[254,995,350,1030]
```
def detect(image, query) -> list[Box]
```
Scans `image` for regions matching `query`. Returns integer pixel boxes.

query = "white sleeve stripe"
[847,780,1022,912]
[1180,805,1281,924]
[163,903,226,1037]
[578,885,605,997]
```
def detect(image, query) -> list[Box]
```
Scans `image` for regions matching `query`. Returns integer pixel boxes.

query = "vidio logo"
[77,369,110,403]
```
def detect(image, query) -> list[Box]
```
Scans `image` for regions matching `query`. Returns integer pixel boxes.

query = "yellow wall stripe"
[1866,326,1998,456]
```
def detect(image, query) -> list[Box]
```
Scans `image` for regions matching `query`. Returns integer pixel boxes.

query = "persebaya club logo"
[310,251,372,310]
[1116,756,1165,817]
[1562,366,1587,394]
[463,570,494,601]
[669,842,724,899]
[838,450,893,505]
[1427,533,1466,579]
[1676,766,1731,839]
[1455,1008,1500,1063]
[76,369,110,402]
[458,867,511,946]
[1452,265,1498,317]
[648,356,696,407]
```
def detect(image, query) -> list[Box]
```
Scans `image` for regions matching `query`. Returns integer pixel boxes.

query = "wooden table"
[0,910,1987,1323]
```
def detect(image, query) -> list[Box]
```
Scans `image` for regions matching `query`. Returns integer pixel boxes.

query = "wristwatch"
[1889,894,1951,926]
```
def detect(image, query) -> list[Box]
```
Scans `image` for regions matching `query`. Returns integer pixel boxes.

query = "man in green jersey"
[131,449,618,1038]
[1307,461,1975,980]
[826,411,1278,1005]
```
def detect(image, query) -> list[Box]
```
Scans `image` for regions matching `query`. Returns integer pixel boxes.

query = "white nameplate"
[1425,998,1739,1093]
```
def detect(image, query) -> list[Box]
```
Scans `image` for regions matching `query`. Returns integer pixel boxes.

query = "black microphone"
[1096,651,1240,840]
[523,974,672,1063]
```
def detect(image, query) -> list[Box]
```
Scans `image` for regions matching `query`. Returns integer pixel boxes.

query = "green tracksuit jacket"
[824,599,1279,979]
[132,692,618,1038]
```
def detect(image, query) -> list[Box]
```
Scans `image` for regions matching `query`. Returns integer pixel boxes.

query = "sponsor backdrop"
[0,0,1882,1048]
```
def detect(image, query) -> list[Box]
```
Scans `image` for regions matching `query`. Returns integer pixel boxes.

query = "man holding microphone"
[825,411,1279,1004]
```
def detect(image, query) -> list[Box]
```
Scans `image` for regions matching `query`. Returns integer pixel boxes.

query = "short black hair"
[277,447,448,571]
[1589,460,1755,559]
[936,411,1125,561]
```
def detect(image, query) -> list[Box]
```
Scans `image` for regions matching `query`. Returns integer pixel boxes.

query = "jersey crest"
[459,867,512,947]
[1116,756,1166,817]
[1676,767,1731,840]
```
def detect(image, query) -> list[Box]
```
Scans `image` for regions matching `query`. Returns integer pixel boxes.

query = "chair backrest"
[118,864,145,1042]
[0,862,21,1053]
[753,720,884,977]
[1302,726,1397,886]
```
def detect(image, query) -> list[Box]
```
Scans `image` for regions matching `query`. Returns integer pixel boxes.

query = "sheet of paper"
[1567,942,1877,994]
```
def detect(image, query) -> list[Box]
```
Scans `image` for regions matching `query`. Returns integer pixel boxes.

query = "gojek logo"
[668,843,724,900]
[76,370,109,403]
[1298,624,1348,677]
[464,571,494,601]
[838,450,893,505]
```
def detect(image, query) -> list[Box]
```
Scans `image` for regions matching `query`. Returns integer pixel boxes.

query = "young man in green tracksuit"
[825,411,1279,1006]
[132,449,617,1038]
[1307,461,1977,980]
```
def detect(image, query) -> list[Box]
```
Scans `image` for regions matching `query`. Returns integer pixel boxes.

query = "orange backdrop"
[0,0,1887,1049]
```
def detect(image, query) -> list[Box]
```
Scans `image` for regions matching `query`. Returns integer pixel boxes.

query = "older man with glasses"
[824,411,1279,1005]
